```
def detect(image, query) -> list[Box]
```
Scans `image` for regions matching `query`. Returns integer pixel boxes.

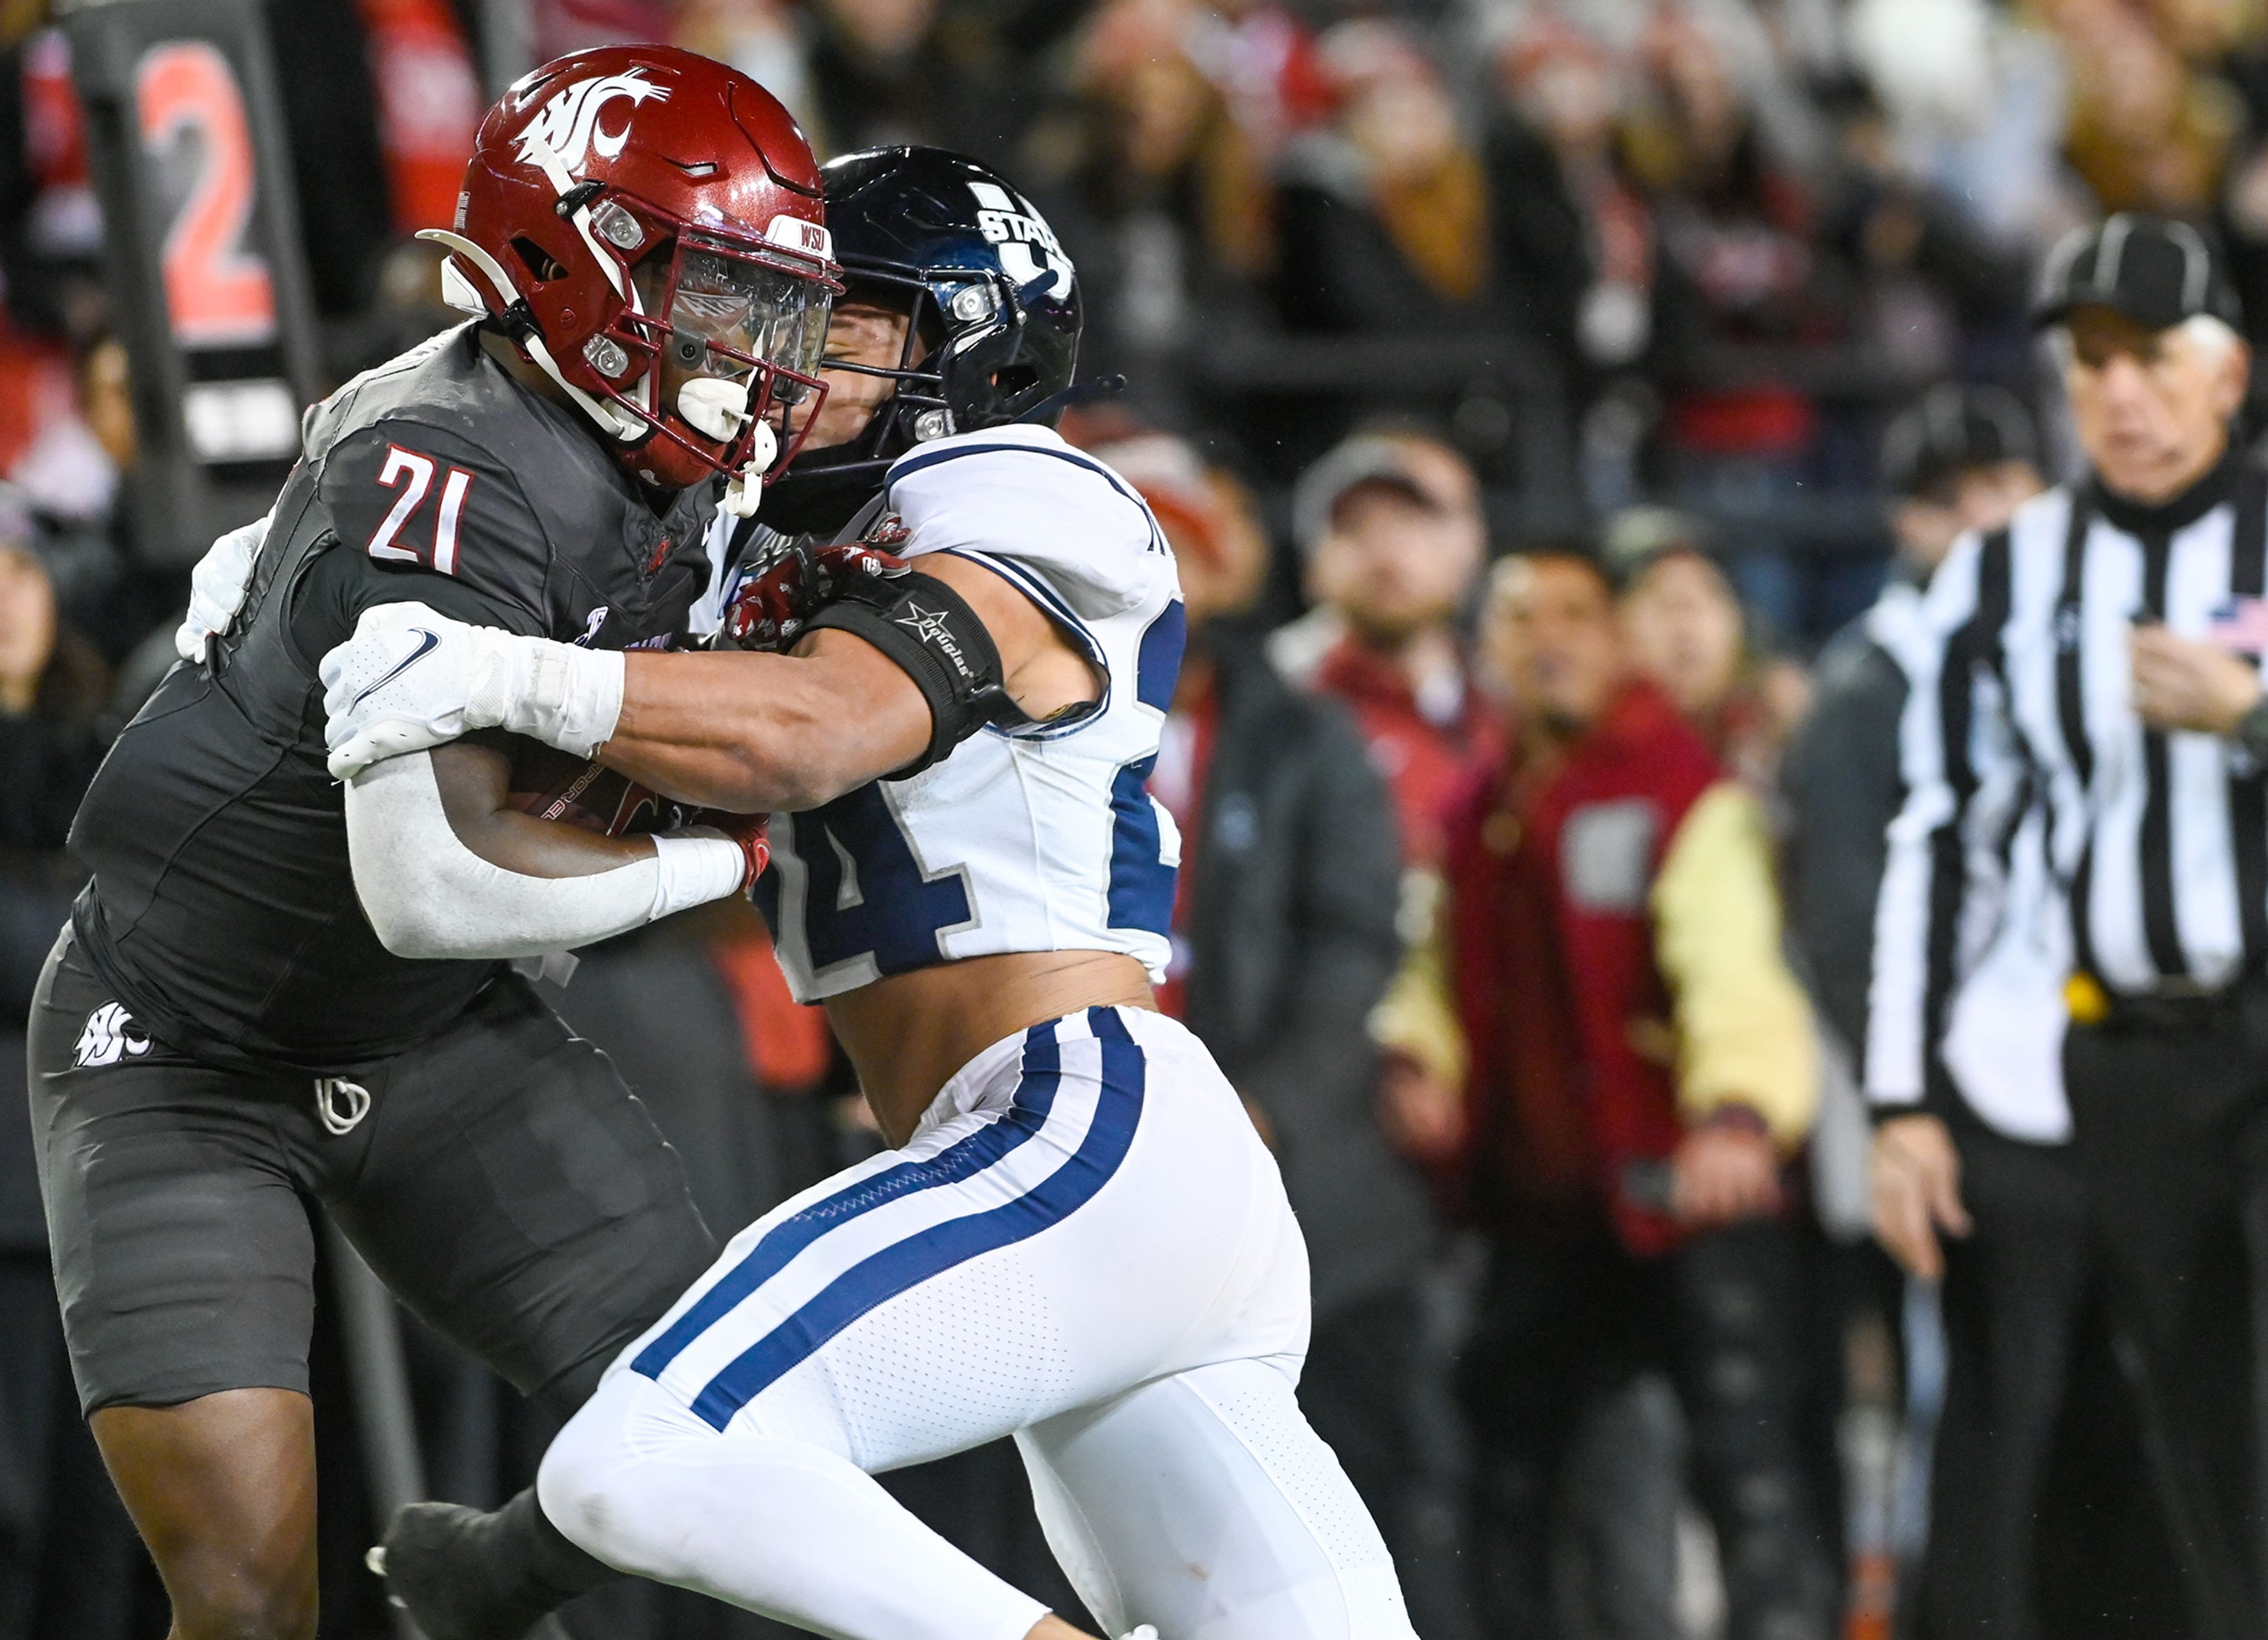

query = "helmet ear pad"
[937,281,1084,429]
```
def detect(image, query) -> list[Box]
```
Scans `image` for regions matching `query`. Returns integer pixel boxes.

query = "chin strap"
[721,421,776,517]
[680,381,775,516]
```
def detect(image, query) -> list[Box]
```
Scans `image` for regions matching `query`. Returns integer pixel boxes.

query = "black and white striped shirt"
[1866,454,2268,1106]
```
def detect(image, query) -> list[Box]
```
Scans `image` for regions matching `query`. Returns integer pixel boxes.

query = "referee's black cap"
[1882,384,2038,500]
[2033,213,2243,332]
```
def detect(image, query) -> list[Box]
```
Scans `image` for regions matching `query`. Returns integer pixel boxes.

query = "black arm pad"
[804,569,1028,777]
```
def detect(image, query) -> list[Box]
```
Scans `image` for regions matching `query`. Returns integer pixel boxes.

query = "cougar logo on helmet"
[514,69,669,174]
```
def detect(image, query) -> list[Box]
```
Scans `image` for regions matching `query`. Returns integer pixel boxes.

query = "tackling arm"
[598,632,933,812]
[325,553,1102,813]
[597,552,1103,810]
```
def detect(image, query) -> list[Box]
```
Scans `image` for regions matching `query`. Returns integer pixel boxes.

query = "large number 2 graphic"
[136,41,276,348]
[367,446,474,574]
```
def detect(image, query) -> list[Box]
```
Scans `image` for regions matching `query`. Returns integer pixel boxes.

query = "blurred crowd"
[1,0,2264,1636]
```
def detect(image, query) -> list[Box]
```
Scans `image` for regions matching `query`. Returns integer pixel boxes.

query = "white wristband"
[472,637,625,756]
[650,829,747,920]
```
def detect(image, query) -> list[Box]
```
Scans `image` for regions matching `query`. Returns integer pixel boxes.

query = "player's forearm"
[345,751,744,959]
[601,645,928,813]
[324,608,931,802]
[431,738,660,879]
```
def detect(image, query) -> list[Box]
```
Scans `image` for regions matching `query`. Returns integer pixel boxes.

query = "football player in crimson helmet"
[428,44,841,512]
[329,146,1420,1640]
[36,47,839,1640]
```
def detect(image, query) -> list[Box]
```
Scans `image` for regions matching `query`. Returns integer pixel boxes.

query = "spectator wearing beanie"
[1783,384,2044,1069]
[1271,429,1497,870]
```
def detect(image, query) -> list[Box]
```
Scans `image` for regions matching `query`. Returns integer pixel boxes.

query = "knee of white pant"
[1023,1361,1420,1640]
[539,1374,1052,1640]
[536,1384,628,1568]
[536,1371,695,1577]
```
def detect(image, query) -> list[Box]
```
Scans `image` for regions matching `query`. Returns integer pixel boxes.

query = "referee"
[1870,213,2268,1639]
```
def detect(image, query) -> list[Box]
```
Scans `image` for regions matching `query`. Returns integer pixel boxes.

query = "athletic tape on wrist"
[496,639,625,757]
[650,830,748,919]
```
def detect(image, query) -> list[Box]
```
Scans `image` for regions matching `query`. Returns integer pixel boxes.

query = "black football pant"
[1460,1221,1839,1640]
[28,929,718,1417]
[2065,1005,2268,1640]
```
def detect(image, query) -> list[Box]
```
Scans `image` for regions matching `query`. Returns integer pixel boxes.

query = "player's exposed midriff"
[825,948,1155,1145]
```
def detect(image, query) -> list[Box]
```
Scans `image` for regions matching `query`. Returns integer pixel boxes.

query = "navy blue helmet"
[759,146,1083,534]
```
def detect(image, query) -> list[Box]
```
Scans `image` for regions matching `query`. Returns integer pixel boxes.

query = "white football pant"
[537,1005,1418,1640]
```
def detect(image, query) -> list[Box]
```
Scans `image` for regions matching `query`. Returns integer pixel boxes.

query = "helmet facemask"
[589,214,838,513]
[771,264,1023,490]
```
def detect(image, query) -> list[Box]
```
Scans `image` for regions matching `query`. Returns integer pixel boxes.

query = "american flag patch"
[2208,597,2268,653]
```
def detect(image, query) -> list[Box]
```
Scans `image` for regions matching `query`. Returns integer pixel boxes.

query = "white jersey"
[740,425,1185,1004]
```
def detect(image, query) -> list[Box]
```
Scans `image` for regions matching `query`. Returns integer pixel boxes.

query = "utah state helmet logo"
[967,182,1074,295]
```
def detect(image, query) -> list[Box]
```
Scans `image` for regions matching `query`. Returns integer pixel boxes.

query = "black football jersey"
[68,325,715,1072]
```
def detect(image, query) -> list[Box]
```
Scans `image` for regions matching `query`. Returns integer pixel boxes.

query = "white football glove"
[321,602,625,781]
[321,603,508,778]
[174,511,271,663]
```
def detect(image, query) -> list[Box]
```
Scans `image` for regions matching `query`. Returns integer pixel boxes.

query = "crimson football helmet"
[423,45,840,513]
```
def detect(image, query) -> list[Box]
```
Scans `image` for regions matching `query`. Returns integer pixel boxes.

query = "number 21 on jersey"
[366,444,476,574]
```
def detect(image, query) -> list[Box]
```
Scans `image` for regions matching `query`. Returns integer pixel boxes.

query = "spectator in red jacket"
[1380,547,1833,1639]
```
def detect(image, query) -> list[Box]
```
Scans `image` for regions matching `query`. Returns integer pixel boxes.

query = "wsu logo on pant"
[74,1002,150,1068]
